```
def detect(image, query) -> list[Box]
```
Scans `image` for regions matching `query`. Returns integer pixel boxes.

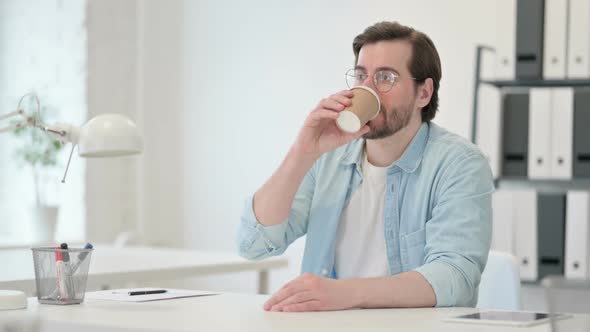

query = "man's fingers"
[336,89,354,97]
[318,97,347,111]
[306,109,339,125]
[269,291,315,311]
[263,280,305,310]
[329,93,352,107]
[281,300,322,312]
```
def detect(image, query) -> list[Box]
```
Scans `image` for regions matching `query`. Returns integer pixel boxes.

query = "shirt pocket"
[401,228,426,270]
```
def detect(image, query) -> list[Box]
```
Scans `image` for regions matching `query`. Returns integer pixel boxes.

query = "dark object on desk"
[129,290,168,296]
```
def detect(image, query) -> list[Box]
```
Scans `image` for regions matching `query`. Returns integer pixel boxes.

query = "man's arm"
[237,91,369,259]
[253,148,317,226]
[413,151,494,307]
[263,271,435,312]
[351,271,436,308]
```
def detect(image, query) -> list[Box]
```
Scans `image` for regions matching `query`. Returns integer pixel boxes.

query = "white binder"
[550,88,574,179]
[565,191,590,279]
[567,0,590,78]
[476,86,503,178]
[513,190,538,281]
[491,190,515,253]
[543,0,568,79]
[528,88,552,179]
[494,0,517,80]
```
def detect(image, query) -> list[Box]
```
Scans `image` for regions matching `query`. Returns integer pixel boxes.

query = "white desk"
[0,245,287,294]
[0,293,588,332]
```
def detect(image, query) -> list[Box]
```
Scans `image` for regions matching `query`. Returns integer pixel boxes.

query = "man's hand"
[292,90,370,160]
[263,273,357,312]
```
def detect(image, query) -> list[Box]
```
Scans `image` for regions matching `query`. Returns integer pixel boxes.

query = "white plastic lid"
[0,290,27,310]
[336,111,361,133]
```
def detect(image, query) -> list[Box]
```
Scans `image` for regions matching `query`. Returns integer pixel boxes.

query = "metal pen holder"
[31,247,93,305]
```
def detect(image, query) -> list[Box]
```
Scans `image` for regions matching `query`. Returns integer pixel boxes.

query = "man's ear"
[416,78,433,108]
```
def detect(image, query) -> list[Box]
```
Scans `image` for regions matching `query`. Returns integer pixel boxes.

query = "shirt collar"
[338,122,430,173]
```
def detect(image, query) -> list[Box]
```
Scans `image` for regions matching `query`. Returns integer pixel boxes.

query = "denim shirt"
[236,122,494,307]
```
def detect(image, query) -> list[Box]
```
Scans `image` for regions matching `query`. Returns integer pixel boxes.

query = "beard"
[362,102,413,140]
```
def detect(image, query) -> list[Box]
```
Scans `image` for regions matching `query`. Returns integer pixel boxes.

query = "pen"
[69,243,93,275]
[127,290,167,296]
[60,243,76,299]
[55,247,69,300]
[60,243,70,262]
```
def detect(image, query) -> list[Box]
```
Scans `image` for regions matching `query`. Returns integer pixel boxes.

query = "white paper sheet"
[85,288,218,302]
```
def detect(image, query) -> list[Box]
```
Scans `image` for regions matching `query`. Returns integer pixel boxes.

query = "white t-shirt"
[335,151,390,279]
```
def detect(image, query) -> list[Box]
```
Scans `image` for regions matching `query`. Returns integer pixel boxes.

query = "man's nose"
[362,74,376,90]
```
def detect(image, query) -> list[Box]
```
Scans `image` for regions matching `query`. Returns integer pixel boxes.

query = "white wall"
[135,0,185,247]
[85,0,141,243]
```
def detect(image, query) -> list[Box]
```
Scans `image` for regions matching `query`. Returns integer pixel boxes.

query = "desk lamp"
[0,93,143,309]
[0,93,143,182]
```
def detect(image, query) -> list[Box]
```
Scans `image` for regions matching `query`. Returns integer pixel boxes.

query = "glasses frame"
[345,68,417,93]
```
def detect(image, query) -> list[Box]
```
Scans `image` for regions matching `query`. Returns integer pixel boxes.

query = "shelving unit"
[471,45,590,146]
[471,42,590,283]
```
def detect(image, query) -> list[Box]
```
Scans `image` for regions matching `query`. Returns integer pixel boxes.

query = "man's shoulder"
[424,122,487,165]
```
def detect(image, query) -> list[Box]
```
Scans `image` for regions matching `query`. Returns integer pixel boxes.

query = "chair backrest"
[542,276,590,332]
[477,250,521,310]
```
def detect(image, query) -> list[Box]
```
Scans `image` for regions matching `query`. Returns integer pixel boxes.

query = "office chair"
[477,250,522,310]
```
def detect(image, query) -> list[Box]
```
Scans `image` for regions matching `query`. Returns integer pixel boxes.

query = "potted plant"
[12,103,64,243]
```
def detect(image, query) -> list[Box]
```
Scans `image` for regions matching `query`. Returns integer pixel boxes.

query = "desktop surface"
[1,293,589,332]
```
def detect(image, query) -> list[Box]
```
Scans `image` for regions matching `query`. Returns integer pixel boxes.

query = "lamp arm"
[0,109,25,121]
[0,122,27,133]
[1,93,86,184]
[39,123,81,184]
[39,123,80,145]
[0,109,31,133]
[0,93,43,133]
[0,109,79,147]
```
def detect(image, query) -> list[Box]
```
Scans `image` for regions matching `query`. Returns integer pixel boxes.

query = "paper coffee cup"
[336,86,381,133]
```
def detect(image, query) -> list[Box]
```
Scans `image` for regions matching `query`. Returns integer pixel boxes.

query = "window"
[0,0,87,245]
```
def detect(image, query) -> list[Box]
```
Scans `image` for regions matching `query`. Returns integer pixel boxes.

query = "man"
[236,21,494,312]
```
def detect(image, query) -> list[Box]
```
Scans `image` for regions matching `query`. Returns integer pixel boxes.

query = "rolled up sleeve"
[236,166,316,260]
[414,151,494,307]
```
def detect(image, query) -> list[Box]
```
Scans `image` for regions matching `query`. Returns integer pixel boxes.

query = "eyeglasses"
[345,68,416,93]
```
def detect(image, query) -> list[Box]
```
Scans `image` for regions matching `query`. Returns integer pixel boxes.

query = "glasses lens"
[375,70,396,92]
[345,69,365,89]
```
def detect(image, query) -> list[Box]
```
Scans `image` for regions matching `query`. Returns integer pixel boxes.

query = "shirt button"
[321,268,329,276]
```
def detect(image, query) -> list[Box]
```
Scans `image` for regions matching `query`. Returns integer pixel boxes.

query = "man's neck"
[365,116,423,167]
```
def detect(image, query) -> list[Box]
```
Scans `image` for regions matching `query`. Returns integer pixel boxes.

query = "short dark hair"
[352,21,441,122]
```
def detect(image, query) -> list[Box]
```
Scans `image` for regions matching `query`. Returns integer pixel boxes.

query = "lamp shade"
[77,114,143,157]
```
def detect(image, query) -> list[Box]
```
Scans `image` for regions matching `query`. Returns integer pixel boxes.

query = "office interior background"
[1,0,589,313]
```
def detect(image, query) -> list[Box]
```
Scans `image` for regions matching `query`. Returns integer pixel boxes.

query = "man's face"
[355,40,420,140]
